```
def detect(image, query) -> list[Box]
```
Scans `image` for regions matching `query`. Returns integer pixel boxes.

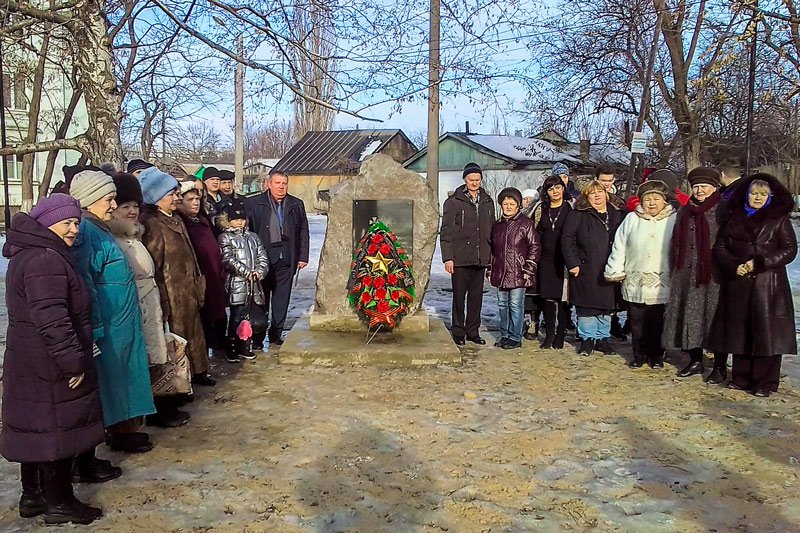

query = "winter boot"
[677,348,704,377]
[648,348,665,368]
[539,300,556,349]
[523,321,536,341]
[578,339,594,356]
[19,463,46,518]
[71,449,121,484]
[610,314,627,341]
[705,352,729,384]
[42,459,102,525]
[237,339,257,360]
[552,302,569,349]
[595,338,615,355]
[225,338,240,363]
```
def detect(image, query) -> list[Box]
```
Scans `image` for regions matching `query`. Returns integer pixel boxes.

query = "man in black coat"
[440,162,496,345]
[246,170,310,347]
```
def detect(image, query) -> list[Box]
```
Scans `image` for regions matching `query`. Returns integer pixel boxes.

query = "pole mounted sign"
[630,132,648,154]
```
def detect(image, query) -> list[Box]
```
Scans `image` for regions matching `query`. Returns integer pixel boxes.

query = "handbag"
[236,280,267,340]
[150,331,193,396]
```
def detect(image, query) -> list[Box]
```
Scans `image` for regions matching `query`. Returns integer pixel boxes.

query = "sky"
[192,0,555,143]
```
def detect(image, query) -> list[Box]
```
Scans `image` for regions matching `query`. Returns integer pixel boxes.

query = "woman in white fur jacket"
[605,180,677,369]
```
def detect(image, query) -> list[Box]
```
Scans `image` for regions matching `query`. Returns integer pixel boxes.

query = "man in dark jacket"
[440,162,495,345]
[246,170,310,347]
[217,170,238,213]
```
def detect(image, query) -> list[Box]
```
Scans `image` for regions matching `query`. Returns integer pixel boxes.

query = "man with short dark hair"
[440,162,495,346]
[245,171,310,347]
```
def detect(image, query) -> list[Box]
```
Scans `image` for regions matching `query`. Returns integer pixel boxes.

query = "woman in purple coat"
[488,187,541,349]
[1,195,105,525]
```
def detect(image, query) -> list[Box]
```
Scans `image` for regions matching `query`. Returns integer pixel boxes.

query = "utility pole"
[235,34,245,192]
[0,17,12,231]
[744,0,758,176]
[624,10,664,199]
[426,0,440,204]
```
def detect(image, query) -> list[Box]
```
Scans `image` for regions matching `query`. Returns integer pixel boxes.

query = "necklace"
[547,205,563,230]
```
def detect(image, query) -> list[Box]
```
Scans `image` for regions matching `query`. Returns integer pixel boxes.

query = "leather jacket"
[218,226,270,306]
[489,212,541,289]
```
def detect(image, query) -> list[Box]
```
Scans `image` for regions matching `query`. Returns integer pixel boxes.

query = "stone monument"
[278,154,461,366]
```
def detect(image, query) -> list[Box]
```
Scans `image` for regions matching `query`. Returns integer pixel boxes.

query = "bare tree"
[244,119,294,160]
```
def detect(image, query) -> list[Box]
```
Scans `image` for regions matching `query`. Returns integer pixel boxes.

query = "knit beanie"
[69,170,117,208]
[202,166,220,180]
[551,162,570,177]
[637,180,669,201]
[218,169,235,182]
[30,193,82,228]
[687,167,721,188]
[61,164,102,190]
[646,169,679,191]
[521,188,538,200]
[113,173,144,206]
[223,199,247,221]
[179,179,201,196]
[139,166,180,205]
[127,159,154,174]
[463,162,482,179]
[497,187,523,207]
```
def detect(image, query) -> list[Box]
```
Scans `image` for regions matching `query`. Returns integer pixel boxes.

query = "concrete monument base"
[309,309,430,333]
[278,313,462,366]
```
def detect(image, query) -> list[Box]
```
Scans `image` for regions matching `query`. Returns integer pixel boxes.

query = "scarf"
[744,195,771,217]
[671,191,720,287]
[268,193,284,245]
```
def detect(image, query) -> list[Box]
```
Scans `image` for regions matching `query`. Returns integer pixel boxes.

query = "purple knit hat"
[30,193,82,228]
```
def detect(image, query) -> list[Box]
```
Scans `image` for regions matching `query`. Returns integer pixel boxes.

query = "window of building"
[2,70,28,111]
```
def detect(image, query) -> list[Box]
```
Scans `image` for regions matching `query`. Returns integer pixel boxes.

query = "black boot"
[106,433,153,454]
[236,339,257,360]
[628,355,646,368]
[595,338,615,355]
[539,300,556,349]
[19,463,46,518]
[610,314,627,341]
[72,449,121,484]
[42,459,102,525]
[705,352,728,384]
[677,348,704,377]
[225,337,240,363]
[552,302,568,349]
[648,349,665,368]
[578,339,594,356]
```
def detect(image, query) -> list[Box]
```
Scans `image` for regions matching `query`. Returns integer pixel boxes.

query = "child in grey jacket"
[218,200,269,362]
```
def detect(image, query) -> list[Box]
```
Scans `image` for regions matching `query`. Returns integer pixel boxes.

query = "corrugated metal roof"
[272,129,411,174]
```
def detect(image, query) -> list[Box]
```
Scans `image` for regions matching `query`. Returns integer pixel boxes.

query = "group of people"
[442,161,797,395]
[1,161,309,524]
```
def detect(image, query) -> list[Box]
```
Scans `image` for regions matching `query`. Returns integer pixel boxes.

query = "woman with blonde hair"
[561,180,625,356]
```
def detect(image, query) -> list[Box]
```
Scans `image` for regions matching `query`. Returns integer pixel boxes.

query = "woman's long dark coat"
[560,196,624,310]
[534,201,572,300]
[708,173,797,356]
[1,214,104,462]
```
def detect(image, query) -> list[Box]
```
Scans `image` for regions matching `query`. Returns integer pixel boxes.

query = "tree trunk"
[68,0,123,164]
[21,25,51,211]
[39,87,83,197]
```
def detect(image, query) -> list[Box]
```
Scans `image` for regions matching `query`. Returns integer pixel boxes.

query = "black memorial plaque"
[353,200,414,260]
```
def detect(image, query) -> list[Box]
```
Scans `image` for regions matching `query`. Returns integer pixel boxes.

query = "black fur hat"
[223,199,247,221]
[113,172,144,206]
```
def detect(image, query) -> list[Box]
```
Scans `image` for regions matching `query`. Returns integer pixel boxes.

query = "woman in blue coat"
[70,170,156,455]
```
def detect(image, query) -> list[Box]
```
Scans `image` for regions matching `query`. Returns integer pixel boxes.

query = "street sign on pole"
[630,132,648,154]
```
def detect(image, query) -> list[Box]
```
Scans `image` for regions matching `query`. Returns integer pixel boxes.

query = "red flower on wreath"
[377,300,390,313]
[379,243,391,255]
[387,273,398,285]
[361,292,372,304]
[375,288,387,300]
[391,290,400,301]
[367,244,379,255]
[371,233,384,244]
[363,276,373,287]
[373,276,386,289]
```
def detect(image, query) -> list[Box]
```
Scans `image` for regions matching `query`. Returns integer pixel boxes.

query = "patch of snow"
[358,140,383,161]
[464,134,581,164]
